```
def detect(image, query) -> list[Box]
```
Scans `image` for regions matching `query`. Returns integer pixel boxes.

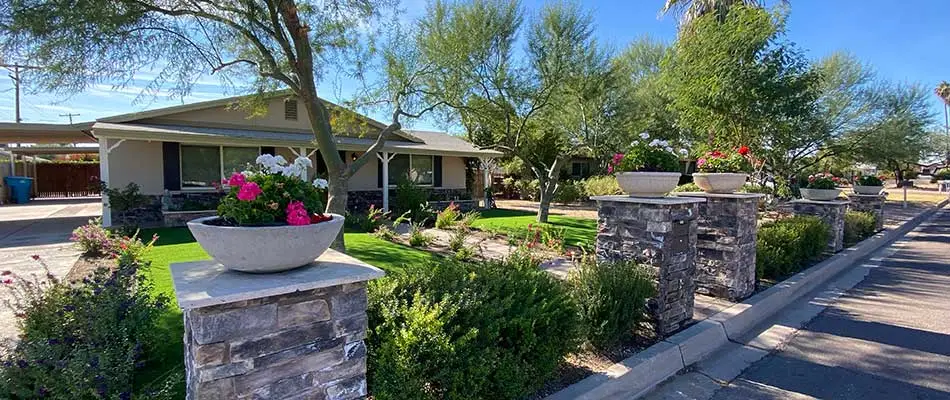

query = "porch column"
[99,140,111,226]
[299,147,308,181]
[377,152,395,212]
[479,157,494,208]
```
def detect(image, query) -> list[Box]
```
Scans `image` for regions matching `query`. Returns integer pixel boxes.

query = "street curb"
[545,199,948,400]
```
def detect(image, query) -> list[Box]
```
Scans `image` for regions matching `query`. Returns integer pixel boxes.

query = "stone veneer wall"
[347,188,471,211]
[848,194,886,231]
[183,283,369,400]
[112,195,164,228]
[595,198,700,337]
[790,200,848,254]
[690,195,759,301]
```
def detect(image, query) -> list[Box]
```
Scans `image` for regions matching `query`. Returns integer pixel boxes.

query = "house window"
[571,161,590,178]
[284,99,298,120]
[388,154,434,186]
[181,145,261,188]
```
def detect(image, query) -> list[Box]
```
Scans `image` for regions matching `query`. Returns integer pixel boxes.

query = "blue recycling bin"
[4,176,33,204]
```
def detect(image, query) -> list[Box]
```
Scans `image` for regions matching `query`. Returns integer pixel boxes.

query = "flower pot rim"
[615,171,682,175]
[188,214,344,230]
[692,172,750,176]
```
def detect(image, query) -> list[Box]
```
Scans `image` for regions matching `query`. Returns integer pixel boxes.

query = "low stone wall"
[163,210,217,227]
[790,199,849,254]
[848,194,886,231]
[347,189,472,212]
[112,195,164,228]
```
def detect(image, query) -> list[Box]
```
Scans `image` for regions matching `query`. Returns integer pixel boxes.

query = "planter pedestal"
[789,199,850,254]
[170,250,385,400]
[676,192,764,301]
[591,195,705,337]
[848,194,886,231]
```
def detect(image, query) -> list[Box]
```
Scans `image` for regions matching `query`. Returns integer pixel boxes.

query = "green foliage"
[392,179,433,224]
[367,258,581,400]
[345,204,388,233]
[581,175,622,196]
[757,216,829,280]
[447,229,467,252]
[672,182,701,193]
[408,223,434,248]
[373,225,397,242]
[856,175,884,186]
[70,218,113,257]
[0,243,171,399]
[844,211,877,247]
[554,181,584,204]
[103,183,150,214]
[567,259,655,349]
[456,211,481,231]
[513,179,541,201]
[453,246,477,262]
[435,203,461,230]
[217,171,324,226]
[931,170,950,183]
[612,138,681,173]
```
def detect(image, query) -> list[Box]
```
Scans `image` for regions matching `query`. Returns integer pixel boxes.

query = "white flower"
[659,140,669,147]
[678,149,689,156]
[649,139,662,147]
[272,155,287,166]
[280,164,306,179]
[664,146,674,153]
[256,154,276,167]
[241,170,255,177]
[312,178,329,189]
[293,156,313,169]
[639,132,650,140]
[630,140,639,147]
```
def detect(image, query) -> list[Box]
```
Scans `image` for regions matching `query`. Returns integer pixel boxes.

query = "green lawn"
[135,227,439,395]
[470,208,598,249]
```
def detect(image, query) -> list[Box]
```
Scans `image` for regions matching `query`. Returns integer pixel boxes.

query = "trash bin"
[3,176,33,204]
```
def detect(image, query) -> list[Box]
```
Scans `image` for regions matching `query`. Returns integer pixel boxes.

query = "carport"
[0,122,98,202]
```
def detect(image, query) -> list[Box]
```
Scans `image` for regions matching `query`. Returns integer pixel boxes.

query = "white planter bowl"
[692,173,749,194]
[800,188,843,201]
[187,214,344,273]
[616,172,682,197]
[852,185,884,195]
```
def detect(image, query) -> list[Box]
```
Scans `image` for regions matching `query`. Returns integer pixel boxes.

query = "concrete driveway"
[0,198,101,341]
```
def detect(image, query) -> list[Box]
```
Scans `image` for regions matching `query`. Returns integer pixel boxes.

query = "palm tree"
[660,0,786,26]
[936,81,950,163]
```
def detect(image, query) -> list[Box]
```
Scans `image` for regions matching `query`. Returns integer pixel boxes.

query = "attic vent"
[284,99,298,120]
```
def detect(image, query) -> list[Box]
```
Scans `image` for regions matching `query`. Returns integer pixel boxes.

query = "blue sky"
[2,0,948,129]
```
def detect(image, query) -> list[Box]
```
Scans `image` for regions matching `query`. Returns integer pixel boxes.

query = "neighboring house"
[918,161,949,176]
[91,92,501,227]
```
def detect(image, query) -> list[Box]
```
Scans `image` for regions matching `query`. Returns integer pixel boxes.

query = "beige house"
[91,92,501,227]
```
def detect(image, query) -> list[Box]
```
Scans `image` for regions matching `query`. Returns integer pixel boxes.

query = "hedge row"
[844,211,878,247]
[756,216,829,280]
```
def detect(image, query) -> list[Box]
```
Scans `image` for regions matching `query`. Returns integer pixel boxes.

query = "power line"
[0,63,42,123]
[59,113,80,124]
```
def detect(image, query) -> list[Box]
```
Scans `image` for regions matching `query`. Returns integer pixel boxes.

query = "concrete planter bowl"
[800,188,843,201]
[616,172,682,197]
[852,185,884,195]
[692,173,748,194]
[187,214,344,273]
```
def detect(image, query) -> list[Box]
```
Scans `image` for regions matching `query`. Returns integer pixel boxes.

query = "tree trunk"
[326,172,348,252]
[537,179,558,223]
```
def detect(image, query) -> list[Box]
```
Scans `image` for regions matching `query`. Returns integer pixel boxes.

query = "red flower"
[30,255,40,261]
[709,150,723,158]
[2,279,12,284]
[738,146,750,156]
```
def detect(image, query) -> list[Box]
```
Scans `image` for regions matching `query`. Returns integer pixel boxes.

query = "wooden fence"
[33,163,100,198]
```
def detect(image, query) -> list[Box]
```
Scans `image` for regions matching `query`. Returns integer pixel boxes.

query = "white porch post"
[299,147,307,181]
[480,157,494,208]
[99,139,111,227]
[377,152,395,212]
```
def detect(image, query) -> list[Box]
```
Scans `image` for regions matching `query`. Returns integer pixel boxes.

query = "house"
[90,92,501,227]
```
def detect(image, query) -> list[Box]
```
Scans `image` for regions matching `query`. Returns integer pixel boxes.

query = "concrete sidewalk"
[644,207,950,400]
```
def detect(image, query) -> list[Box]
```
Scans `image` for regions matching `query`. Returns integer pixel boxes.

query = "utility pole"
[59,113,80,124]
[1,63,40,123]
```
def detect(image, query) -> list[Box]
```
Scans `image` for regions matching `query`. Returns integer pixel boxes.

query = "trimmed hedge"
[367,255,580,400]
[844,211,877,246]
[756,216,829,280]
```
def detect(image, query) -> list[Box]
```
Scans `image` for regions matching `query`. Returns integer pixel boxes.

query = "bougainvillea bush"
[696,146,753,173]
[216,154,330,226]
[608,132,684,173]
[804,172,847,190]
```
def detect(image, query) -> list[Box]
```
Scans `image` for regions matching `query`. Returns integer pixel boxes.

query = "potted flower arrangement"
[800,172,847,201]
[608,132,684,197]
[853,175,885,195]
[187,154,342,273]
[692,146,753,193]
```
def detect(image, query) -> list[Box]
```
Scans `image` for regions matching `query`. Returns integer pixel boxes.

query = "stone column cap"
[590,195,706,205]
[675,192,766,199]
[171,249,385,310]
[789,199,850,205]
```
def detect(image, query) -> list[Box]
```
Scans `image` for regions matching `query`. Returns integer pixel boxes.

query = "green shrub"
[672,182,701,192]
[392,179,432,223]
[447,229,467,252]
[554,181,584,204]
[756,216,829,280]
[345,204,388,233]
[0,242,171,399]
[103,182,150,214]
[844,211,877,246]
[70,218,113,257]
[374,225,397,241]
[456,211,480,230]
[567,259,655,349]
[408,223,434,248]
[367,258,580,400]
[435,203,461,229]
[930,170,950,183]
[581,175,622,197]
[513,179,540,201]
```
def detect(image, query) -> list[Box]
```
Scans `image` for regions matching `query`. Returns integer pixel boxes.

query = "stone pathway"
[0,199,101,342]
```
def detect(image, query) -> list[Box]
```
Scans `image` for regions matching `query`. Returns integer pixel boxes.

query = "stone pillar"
[591,195,705,337]
[848,194,886,231]
[676,192,764,301]
[171,250,385,400]
[789,199,849,254]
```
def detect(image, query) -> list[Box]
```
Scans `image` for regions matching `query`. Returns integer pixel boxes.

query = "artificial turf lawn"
[470,208,597,249]
[134,227,440,395]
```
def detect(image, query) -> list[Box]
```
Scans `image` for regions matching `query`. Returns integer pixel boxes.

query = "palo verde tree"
[417,0,612,222]
[1,0,439,250]
[660,0,786,26]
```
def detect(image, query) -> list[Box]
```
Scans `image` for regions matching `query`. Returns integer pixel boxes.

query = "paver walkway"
[0,199,101,341]
[645,206,950,400]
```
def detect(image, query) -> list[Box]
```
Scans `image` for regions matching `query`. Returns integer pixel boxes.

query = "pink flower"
[2,279,12,284]
[227,172,246,187]
[285,201,311,226]
[612,153,624,164]
[696,158,706,168]
[237,182,262,201]
[607,165,614,174]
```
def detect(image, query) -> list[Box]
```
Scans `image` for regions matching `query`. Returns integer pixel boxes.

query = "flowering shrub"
[216,154,330,226]
[609,132,683,173]
[804,172,847,190]
[71,217,113,256]
[696,146,753,173]
[434,202,460,229]
[855,175,884,186]
[0,241,172,399]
